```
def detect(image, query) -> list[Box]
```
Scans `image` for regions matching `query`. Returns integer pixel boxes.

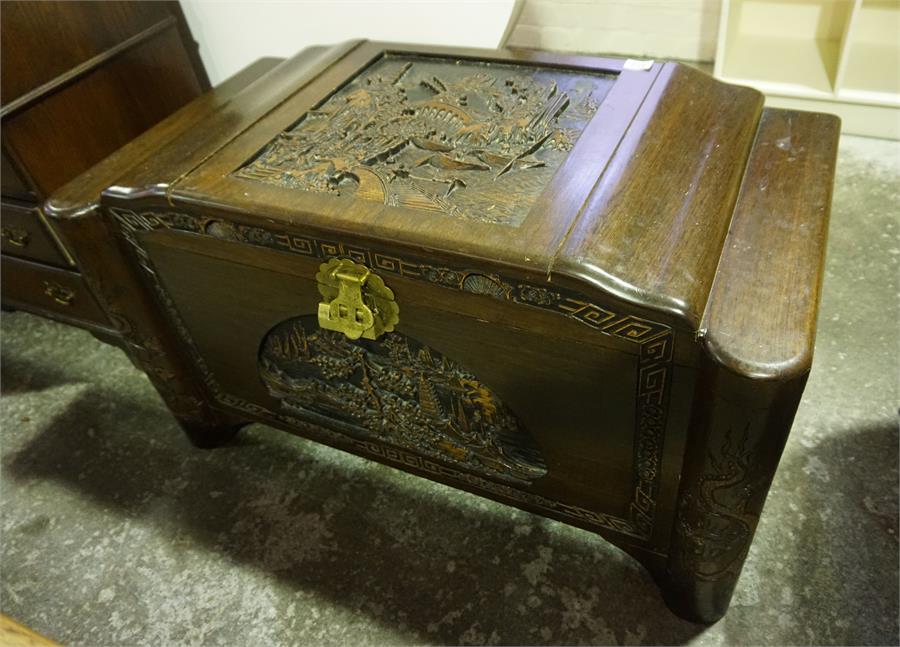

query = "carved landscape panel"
[259,315,548,484]
[234,54,614,226]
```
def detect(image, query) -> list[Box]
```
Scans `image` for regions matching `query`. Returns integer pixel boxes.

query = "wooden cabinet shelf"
[839,0,900,100]
[715,0,899,138]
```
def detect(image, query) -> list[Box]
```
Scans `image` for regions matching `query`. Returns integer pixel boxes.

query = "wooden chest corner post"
[660,108,840,623]
[662,363,807,623]
[43,203,249,447]
[39,51,310,447]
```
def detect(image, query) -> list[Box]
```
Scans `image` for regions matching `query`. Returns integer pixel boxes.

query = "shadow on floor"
[780,419,899,646]
[0,346,87,395]
[3,384,709,645]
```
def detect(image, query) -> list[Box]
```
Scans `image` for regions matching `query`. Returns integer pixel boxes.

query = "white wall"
[181,0,517,85]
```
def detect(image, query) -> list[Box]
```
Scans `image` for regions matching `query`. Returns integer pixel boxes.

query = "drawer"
[1,255,110,329]
[1,200,73,267]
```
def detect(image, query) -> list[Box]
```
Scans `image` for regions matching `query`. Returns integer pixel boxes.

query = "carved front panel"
[234,54,613,226]
[259,315,548,484]
[112,206,675,540]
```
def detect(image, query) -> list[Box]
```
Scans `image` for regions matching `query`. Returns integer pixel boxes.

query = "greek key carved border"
[110,206,673,541]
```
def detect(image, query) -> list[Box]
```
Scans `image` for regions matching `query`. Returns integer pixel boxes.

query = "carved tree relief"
[235,55,613,226]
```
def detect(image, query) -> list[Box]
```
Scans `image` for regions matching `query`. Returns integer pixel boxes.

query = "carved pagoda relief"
[234,55,613,226]
[259,315,548,483]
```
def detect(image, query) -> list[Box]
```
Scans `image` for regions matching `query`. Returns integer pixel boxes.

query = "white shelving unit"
[714,0,900,139]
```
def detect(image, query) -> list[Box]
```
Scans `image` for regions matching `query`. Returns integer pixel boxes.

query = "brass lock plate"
[316,258,399,340]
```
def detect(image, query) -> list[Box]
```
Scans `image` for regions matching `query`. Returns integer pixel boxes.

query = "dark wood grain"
[556,63,764,329]
[0,15,178,120]
[0,0,209,199]
[1,150,35,200]
[2,26,203,197]
[1,1,173,103]
[45,57,288,217]
[701,109,841,379]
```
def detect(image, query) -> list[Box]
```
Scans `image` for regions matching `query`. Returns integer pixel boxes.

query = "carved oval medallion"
[259,315,546,483]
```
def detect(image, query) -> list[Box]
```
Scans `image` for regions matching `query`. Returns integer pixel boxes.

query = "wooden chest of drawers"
[44,41,840,623]
[1,199,73,267]
[0,0,208,336]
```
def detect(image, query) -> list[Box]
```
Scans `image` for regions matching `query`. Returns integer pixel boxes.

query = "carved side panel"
[259,316,547,484]
[233,55,613,226]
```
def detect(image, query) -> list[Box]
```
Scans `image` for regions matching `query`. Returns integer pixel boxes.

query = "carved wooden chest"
[45,41,840,623]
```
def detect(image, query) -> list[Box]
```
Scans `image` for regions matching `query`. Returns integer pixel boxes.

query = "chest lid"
[102,41,769,330]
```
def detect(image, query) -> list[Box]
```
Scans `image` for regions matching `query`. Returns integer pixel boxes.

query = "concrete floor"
[1,133,898,646]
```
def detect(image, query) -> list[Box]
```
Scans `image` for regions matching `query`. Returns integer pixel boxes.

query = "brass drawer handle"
[316,258,399,340]
[1,226,30,248]
[43,280,75,305]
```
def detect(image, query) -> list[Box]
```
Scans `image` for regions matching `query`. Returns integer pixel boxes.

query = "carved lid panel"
[158,42,661,298]
[234,54,614,227]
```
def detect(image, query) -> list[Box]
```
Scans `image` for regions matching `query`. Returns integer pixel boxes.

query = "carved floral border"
[110,206,673,542]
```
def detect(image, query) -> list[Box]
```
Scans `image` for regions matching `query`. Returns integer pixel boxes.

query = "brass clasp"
[316,258,399,340]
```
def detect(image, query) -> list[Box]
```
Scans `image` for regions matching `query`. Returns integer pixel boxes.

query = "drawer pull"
[1,226,30,248]
[42,280,75,305]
